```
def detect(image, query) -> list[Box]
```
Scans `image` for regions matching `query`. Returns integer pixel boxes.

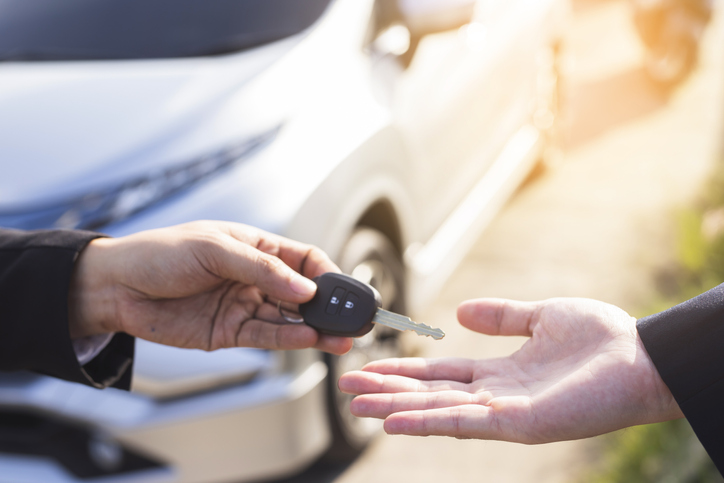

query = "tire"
[321,227,406,462]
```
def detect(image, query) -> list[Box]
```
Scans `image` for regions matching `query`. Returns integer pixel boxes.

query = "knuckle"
[309,244,332,263]
[300,244,332,273]
[274,326,284,350]
[184,219,215,235]
[256,253,286,277]
[242,320,266,348]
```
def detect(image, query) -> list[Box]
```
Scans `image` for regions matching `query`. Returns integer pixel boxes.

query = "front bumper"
[0,352,331,483]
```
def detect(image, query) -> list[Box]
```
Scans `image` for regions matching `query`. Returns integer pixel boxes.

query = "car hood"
[0,38,298,208]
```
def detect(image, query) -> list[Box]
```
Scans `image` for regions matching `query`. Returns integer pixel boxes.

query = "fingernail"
[291,274,317,296]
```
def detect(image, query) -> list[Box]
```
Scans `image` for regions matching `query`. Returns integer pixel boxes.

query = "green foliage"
[679,157,724,283]
[677,209,706,273]
[670,206,724,292]
[583,421,721,483]
[582,157,724,483]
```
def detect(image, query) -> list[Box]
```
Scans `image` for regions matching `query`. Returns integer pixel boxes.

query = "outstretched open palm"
[339,298,682,442]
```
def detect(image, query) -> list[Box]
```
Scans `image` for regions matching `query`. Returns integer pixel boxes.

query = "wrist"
[68,237,118,338]
[634,330,685,422]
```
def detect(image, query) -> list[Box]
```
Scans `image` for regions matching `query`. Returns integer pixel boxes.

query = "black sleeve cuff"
[637,283,724,474]
[82,333,135,390]
[0,229,133,389]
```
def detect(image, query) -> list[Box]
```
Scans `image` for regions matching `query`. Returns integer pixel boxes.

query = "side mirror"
[398,0,476,38]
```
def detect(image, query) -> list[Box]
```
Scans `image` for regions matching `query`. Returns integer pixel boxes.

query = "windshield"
[0,0,333,61]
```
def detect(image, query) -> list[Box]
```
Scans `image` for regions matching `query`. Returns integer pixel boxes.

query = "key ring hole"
[278,300,305,324]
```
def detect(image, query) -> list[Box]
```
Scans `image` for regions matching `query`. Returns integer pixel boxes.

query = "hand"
[68,221,353,355]
[339,298,683,442]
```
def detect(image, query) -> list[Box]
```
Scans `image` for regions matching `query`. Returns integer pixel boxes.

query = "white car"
[0,0,567,481]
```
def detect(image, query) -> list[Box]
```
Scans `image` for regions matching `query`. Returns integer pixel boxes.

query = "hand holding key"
[339,297,683,443]
[69,221,354,355]
[299,273,444,339]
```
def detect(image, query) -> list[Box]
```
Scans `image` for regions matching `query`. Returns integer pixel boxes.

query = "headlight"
[0,126,279,231]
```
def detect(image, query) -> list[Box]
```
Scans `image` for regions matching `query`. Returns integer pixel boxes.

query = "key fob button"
[340,293,360,316]
[299,273,381,337]
[325,287,347,315]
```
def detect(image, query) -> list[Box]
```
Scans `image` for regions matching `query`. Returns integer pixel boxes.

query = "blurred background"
[0,0,723,482]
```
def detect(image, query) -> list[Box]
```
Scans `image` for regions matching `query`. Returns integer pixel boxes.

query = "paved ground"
[272,0,724,481]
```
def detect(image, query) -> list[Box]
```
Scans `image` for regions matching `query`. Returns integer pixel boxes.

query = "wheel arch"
[355,198,404,259]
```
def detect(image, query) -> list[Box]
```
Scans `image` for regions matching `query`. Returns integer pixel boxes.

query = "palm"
[118,279,271,351]
[339,298,682,443]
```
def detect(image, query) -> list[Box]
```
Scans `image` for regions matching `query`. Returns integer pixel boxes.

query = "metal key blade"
[372,309,445,340]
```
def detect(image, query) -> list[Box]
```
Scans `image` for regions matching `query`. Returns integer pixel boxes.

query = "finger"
[264,237,340,279]
[229,309,352,354]
[284,244,341,279]
[383,405,495,439]
[220,226,340,302]
[226,223,341,278]
[235,318,321,350]
[457,299,545,337]
[252,300,304,324]
[364,356,515,387]
[249,302,352,354]
[210,240,319,304]
[314,335,354,355]
[350,391,482,419]
[338,370,470,395]
[360,357,476,383]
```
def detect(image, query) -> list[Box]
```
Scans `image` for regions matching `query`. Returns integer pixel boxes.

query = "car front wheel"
[322,227,406,462]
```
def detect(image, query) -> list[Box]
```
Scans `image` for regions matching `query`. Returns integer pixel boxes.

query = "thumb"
[211,240,319,303]
[457,298,543,337]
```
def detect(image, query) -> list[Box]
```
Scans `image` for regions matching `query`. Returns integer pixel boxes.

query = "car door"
[392,0,547,241]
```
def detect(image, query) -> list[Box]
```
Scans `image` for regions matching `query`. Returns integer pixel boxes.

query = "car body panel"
[0,0,569,481]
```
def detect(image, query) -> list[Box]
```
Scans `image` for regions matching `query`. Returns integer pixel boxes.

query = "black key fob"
[299,272,382,337]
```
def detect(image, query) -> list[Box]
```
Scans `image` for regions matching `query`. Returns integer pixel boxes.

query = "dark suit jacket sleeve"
[0,228,134,389]
[637,283,724,475]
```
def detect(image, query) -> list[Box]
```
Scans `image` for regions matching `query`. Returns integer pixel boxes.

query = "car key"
[299,272,445,339]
